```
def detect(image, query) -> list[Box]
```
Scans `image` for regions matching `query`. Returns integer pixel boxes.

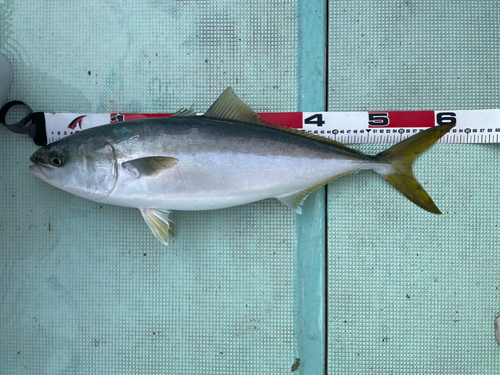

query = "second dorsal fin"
[204,87,271,126]
[205,87,364,155]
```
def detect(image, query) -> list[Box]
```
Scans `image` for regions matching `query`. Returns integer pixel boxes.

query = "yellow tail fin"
[374,125,454,214]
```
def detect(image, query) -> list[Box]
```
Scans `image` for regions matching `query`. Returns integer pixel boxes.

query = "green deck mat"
[328,1,500,373]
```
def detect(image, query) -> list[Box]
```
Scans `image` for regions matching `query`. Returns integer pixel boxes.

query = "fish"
[29,88,454,245]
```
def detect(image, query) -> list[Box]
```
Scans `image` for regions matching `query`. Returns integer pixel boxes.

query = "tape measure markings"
[41,109,500,145]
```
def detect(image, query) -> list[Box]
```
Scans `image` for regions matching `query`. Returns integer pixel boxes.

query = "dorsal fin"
[204,87,364,155]
[204,87,269,125]
[171,108,197,117]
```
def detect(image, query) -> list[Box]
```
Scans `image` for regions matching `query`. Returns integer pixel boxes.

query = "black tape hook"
[0,100,35,136]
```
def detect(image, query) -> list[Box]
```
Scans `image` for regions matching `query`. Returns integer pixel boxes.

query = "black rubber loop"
[0,100,34,135]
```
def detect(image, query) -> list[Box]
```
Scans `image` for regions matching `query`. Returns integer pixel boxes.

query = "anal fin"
[278,190,312,214]
[278,172,356,214]
[139,208,175,245]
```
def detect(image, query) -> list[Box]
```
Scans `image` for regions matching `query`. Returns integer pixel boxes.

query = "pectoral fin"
[139,208,175,245]
[122,157,178,177]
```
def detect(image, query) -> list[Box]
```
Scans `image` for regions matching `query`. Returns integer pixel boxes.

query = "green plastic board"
[0,1,302,374]
[327,1,500,373]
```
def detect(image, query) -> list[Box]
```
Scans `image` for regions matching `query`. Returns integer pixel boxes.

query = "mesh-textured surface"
[328,1,500,373]
[2,0,500,373]
[0,1,298,374]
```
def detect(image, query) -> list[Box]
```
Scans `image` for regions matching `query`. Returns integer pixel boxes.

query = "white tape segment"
[44,113,111,144]
[301,109,500,144]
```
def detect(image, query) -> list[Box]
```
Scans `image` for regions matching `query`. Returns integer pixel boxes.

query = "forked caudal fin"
[373,124,454,214]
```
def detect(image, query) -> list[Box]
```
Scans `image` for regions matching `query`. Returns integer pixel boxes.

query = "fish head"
[29,134,118,201]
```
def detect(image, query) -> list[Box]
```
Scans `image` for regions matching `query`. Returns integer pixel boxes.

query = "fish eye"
[50,156,63,167]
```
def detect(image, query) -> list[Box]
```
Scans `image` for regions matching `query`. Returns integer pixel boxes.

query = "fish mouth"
[29,163,54,181]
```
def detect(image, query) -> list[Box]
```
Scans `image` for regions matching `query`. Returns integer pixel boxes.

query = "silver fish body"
[99,116,386,211]
[30,88,453,244]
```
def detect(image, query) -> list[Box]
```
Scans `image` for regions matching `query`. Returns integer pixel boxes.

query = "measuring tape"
[301,110,500,144]
[1,101,499,145]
